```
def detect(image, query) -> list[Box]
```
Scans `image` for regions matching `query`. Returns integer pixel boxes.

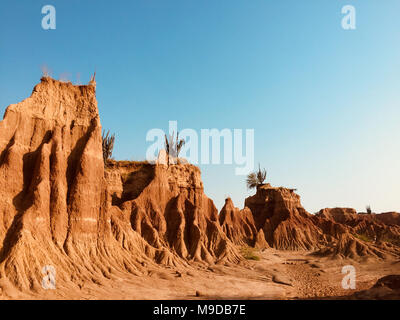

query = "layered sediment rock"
[0,77,399,296]
[317,208,358,223]
[105,161,240,265]
[244,185,325,250]
[0,78,240,295]
[0,77,123,292]
[316,207,400,254]
[219,198,268,248]
[243,185,400,259]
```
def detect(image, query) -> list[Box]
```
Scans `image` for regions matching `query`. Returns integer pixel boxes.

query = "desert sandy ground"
[2,247,398,300]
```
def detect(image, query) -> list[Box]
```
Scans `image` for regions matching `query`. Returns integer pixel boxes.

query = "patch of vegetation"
[102,130,115,166]
[240,246,261,261]
[164,131,185,165]
[354,233,373,242]
[246,164,267,190]
[110,159,150,166]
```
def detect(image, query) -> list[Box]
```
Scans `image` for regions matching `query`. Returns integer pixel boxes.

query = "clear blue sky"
[1,0,399,213]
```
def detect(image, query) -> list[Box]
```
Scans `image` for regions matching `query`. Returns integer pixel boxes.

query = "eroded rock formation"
[0,78,240,295]
[0,77,399,297]
[315,207,400,256]
[105,161,240,265]
[219,198,268,248]
[0,77,121,292]
[243,185,400,259]
[244,185,325,250]
[347,274,400,300]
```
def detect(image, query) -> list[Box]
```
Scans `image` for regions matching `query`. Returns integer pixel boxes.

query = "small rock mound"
[351,275,400,299]
[219,198,268,248]
[314,233,389,259]
[271,273,293,286]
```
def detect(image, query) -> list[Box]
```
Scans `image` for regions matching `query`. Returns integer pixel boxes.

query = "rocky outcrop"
[348,275,400,300]
[0,77,128,292]
[0,76,399,297]
[243,186,400,259]
[218,198,268,248]
[244,185,325,250]
[0,78,240,296]
[316,208,400,249]
[317,208,400,227]
[372,212,400,226]
[317,208,358,223]
[105,161,240,265]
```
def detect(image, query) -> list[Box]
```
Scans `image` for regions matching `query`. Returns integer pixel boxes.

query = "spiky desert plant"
[246,172,258,190]
[164,131,185,165]
[256,164,267,185]
[102,130,115,166]
[246,164,267,190]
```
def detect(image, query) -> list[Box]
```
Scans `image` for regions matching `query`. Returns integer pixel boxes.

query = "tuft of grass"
[41,65,51,78]
[354,233,372,242]
[240,246,261,261]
